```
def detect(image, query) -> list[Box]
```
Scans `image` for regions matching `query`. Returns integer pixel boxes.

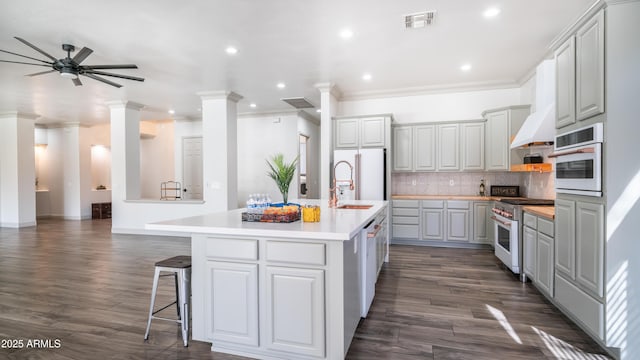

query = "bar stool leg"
[177,268,189,346]
[144,267,161,340]
[174,273,181,319]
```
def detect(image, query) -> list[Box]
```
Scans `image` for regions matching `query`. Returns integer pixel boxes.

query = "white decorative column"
[197,91,243,211]
[60,123,92,220]
[106,101,144,203]
[0,112,38,227]
[315,83,340,199]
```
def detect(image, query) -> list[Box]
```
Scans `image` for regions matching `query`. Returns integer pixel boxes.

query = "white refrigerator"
[333,148,386,201]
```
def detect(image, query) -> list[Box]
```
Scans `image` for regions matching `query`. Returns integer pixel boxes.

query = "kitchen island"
[146,200,389,360]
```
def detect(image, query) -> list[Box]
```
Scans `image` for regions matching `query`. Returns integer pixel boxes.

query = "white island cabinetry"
[148,200,388,360]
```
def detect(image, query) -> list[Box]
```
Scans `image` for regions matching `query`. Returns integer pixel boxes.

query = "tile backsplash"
[393,170,555,199]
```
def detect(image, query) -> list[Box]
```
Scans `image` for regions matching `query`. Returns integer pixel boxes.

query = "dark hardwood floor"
[0,218,609,359]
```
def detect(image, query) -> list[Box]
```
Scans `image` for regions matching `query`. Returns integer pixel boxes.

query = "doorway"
[298,134,310,199]
[182,137,203,200]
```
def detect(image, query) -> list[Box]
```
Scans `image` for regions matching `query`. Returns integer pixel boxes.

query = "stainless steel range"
[490,187,554,282]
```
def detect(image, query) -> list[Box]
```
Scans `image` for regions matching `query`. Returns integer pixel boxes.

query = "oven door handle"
[548,147,595,158]
[367,224,381,238]
[491,216,512,228]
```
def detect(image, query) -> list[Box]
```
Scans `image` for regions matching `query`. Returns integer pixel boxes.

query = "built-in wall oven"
[550,123,603,197]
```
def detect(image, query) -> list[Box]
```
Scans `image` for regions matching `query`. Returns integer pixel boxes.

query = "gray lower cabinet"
[523,214,537,280]
[472,202,490,244]
[422,200,445,241]
[536,231,554,297]
[554,196,604,340]
[523,211,555,298]
[391,200,420,239]
[446,201,470,242]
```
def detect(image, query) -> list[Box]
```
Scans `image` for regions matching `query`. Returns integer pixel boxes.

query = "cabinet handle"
[491,216,512,228]
[548,147,595,158]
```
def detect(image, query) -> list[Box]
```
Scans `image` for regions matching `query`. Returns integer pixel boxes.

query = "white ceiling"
[0,0,594,125]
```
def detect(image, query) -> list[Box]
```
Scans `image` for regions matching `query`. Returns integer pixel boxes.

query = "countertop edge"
[522,205,555,220]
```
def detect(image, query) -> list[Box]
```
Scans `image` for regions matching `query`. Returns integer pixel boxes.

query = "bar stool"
[144,255,191,346]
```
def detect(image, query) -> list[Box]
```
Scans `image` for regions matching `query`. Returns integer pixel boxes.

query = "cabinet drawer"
[422,200,444,209]
[266,241,325,266]
[392,216,419,225]
[447,200,469,209]
[392,224,419,239]
[523,212,537,229]
[538,218,554,237]
[393,200,419,208]
[555,274,604,340]
[205,238,258,261]
[392,208,419,217]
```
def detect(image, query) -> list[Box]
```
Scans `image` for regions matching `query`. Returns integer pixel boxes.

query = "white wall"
[338,87,523,124]
[297,115,321,199]
[140,121,175,199]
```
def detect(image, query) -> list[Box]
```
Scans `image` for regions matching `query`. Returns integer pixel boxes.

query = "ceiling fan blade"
[82,64,138,70]
[81,73,122,88]
[14,37,57,62]
[0,59,52,67]
[0,49,53,64]
[72,47,93,64]
[83,69,144,82]
[26,70,56,77]
[72,78,82,86]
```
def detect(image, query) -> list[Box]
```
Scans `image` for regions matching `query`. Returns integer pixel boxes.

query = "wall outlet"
[449,179,455,186]
[411,179,417,186]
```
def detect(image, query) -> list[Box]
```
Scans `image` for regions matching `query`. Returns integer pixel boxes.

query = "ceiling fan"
[0,37,144,88]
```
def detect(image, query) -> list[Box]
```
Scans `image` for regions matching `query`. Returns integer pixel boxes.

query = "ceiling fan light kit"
[0,37,144,88]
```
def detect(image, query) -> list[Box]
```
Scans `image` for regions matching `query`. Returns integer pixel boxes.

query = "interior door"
[182,137,203,200]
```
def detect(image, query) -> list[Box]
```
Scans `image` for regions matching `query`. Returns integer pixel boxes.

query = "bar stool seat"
[144,255,191,346]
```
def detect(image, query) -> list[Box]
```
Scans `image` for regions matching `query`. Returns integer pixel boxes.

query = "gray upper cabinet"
[555,37,576,129]
[392,126,413,171]
[334,118,359,148]
[414,125,436,171]
[360,117,387,147]
[575,10,605,121]
[437,123,459,171]
[335,116,389,149]
[461,122,485,171]
[484,109,510,170]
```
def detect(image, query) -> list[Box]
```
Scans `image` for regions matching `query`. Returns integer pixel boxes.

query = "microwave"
[550,123,603,197]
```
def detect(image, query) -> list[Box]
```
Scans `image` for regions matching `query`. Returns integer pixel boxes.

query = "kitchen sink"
[337,204,373,209]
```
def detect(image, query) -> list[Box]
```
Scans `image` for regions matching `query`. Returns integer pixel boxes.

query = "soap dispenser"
[479,179,486,197]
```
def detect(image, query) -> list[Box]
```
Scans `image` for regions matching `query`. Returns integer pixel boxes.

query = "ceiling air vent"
[281,97,315,109]
[405,10,436,29]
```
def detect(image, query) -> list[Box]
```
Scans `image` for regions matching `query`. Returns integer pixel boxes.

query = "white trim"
[555,189,603,197]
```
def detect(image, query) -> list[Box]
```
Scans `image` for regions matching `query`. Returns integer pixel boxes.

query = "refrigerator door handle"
[355,153,361,200]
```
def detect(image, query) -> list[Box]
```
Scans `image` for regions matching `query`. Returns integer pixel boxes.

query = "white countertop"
[146,199,388,241]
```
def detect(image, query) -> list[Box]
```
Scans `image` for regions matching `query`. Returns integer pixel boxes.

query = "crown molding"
[548,0,606,51]
[197,90,243,102]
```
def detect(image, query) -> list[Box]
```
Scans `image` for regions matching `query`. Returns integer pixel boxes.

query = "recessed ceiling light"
[362,73,372,81]
[277,82,286,89]
[460,64,472,72]
[316,109,322,113]
[168,109,175,115]
[225,46,238,55]
[249,103,257,108]
[339,28,353,39]
[483,7,501,18]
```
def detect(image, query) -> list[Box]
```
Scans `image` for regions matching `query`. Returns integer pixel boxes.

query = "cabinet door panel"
[393,127,413,171]
[206,261,259,345]
[335,119,359,148]
[422,209,444,241]
[472,202,489,244]
[555,199,576,279]
[576,201,604,298]
[485,110,510,170]
[414,125,436,171]
[361,117,386,147]
[266,266,325,358]
[523,226,537,279]
[576,10,605,121]
[536,232,554,297]
[555,37,576,128]
[437,124,459,171]
[461,122,485,171]
[447,209,469,242]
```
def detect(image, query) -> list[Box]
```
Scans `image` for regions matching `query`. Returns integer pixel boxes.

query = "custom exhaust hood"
[511,59,556,149]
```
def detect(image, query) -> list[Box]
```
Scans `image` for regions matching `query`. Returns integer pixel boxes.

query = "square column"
[106,101,144,202]
[60,123,92,219]
[197,91,243,211]
[315,83,340,200]
[0,112,38,227]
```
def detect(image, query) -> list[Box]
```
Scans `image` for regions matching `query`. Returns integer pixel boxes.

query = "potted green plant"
[266,153,298,204]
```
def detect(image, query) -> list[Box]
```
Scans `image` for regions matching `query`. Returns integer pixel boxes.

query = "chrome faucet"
[329,160,354,208]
